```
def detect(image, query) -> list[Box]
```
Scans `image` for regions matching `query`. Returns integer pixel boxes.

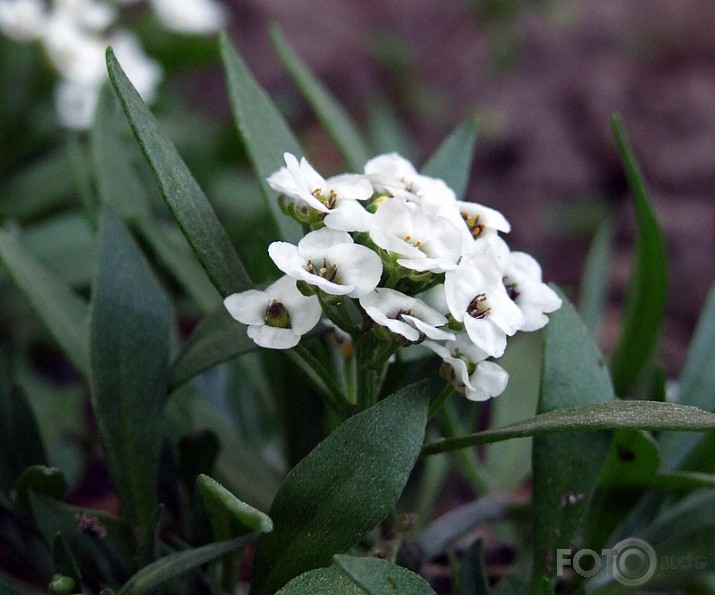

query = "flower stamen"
[461,211,485,238]
[467,292,491,319]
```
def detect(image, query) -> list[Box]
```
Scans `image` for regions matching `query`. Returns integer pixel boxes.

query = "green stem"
[440,401,494,495]
[287,345,351,418]
[428,384,454,419]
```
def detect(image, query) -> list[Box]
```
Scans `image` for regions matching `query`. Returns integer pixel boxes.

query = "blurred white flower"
[0,0,46,41]
[269,228,383,298]
[503,251,562,331]
[150,0,226,34]
[224,275,322,350]
[55,80,100,128]
[360,288,455,343]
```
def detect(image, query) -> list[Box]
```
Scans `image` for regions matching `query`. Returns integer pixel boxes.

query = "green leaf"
[13,465,66,511]
[609,116,668,397]
[660,281,715,470]
[30,492,135,587]
[579,221,615,335]
[52,533,82,588]
[276,556,436,595]
[422,400,715,455]
[197,474,272,540]
[169,305,256,390]
[250,381,430,594]
[137,219,222,313]
[219,32,302,244]
[333,554,436,594]
[421,118,478,201]
[0,230,90,377]
[91,84,150,222]
[117,535,256,595]
[89,210,171,530]
[276,566,362,595]
[105,47,251,297]
[0,382,47,491]
[269,25,370,172]
[457,539,490,595]
[531,291,614,586]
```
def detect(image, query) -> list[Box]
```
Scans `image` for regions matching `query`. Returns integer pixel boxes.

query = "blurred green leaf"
[579,220,615,335]
[91,84,150,222]
[0,382,47,492]
[250,381,430,594]
[277,555,436,595]
[531,291,614,587]
[422,401,715,455]
[269,25,370,172]
[66,134,98,225]
[52,533,82,588]
[457,539,490,595]
[13,465,66,512]
[106,47,251,297]
[169,305,256,390]
[197,474,272,541]
[660,281,715,471]
[421,118,478,201]
[20,213,94,287]
[0,230,90,376]
[219,32,302,245]
[492,575,530,595]
[30,492,135,588]
[89,210,171,530]
[609,116,668,397]
[137,219,221,313]
[117,535,256,595]
[367,101,416,161]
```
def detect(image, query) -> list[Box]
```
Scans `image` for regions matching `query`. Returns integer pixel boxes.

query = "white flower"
[364,152,456,208]
[150,0,227,34]
[55,80,100,129]
[369,196,462,272]
[224,275,321,350]
[55,0,116,32]
[0,0,46,41]
[444,245,523,357]
[360,288,455,343]
[425,335,509,401]
[268,153,374,231]
[268,228,382,298]
[503,251,562,331]
[43,14,107,86]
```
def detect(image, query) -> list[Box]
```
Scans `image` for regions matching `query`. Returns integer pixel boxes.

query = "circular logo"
[611,538,657,587]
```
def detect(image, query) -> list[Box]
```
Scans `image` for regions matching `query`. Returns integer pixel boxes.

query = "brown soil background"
[219,0,715,378]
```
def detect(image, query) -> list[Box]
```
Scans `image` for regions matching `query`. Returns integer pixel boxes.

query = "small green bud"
[48,574,76,595]
[296,280,317,296]
[447,315,465,332]
[264,300,291,328]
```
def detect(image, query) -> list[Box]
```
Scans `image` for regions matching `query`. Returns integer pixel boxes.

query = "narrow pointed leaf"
[531,292,614,586]
[0,230,89,376]
[197,474,272,540]
[118,535,257,595]
[106,47,250,297]
[269,25,370,171]
[13,465,66,511]
[169,305,256,390]
[89,210,171,530]
[457,540,490,595]
[660,281,715,470]
[91,84,150,221]
[219,33,302,244]
[579,220,615,334]
[422,400,715,455]
[421,118,478,200]
[250,381,430,594]
[0,383,47,491]
[609,116,668,397]
[52,533,82,587]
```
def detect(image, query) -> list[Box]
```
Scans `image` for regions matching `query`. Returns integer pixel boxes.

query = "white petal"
[324,200,374,232]
[487,288,524,335]
[268,242,307,277]
[266,275,322,335]
[464,316,507,358]
[247,325,300,349]
[365,306,420,341]
[224,290,268,325]
[298,228,353,256]
[331,243,383,297]
[403,315,455,341]
[466,361,509,401]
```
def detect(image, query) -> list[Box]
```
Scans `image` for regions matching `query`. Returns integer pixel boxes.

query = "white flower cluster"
[225,152,562,402]
[0,0,227,128]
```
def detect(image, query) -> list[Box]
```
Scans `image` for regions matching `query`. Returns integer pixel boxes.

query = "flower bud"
[264,300,291,328]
